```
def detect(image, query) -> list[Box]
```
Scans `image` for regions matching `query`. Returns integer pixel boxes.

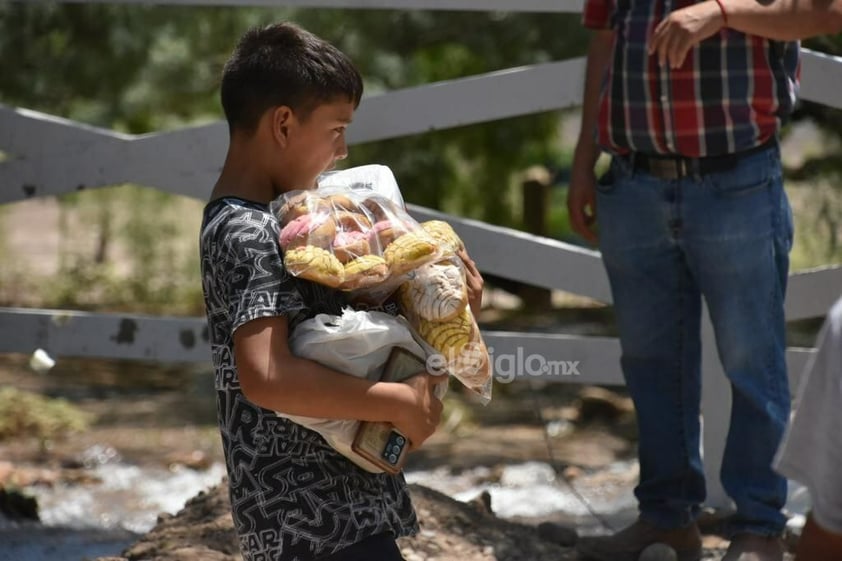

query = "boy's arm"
[234,315,443,449]
[650,0,842,68]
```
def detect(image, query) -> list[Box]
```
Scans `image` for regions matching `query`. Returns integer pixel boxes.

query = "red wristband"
[714,0,728,26]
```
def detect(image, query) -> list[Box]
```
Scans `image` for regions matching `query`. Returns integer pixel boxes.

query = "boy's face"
[281,98,355,190]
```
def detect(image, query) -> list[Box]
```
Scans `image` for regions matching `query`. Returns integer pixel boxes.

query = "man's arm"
[234,316,443,448]
[650,0,842,68]
[567,29,614,244]
[725,0,842,39]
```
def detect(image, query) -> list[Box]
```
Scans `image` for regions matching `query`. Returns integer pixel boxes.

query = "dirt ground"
[0,353,803,561]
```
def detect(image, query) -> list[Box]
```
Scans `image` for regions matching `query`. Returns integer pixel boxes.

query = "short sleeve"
[583,0,614,29]
[222,208,306,333]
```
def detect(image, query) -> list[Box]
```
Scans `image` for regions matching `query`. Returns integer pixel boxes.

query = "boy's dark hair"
[221,22,363,133]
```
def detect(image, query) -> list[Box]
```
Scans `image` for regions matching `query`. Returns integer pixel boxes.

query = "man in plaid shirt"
[569,2,841,561]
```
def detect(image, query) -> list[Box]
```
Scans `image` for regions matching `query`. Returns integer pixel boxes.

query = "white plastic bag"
[280,308,445,472]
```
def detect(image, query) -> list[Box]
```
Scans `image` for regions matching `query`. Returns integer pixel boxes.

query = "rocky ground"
[0,349,800,561]
[85,479,795,561]
[91,482,578,561]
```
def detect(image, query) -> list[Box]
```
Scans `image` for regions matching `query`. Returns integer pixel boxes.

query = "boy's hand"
[457,248,484,316]
[394,372,444,450]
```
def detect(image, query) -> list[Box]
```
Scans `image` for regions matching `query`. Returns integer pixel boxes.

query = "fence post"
[520,166,553,310]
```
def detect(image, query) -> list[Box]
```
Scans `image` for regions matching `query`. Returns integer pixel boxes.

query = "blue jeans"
[596,144,792,536]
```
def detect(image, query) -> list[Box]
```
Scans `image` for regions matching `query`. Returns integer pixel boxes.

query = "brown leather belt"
[623,141,776,181]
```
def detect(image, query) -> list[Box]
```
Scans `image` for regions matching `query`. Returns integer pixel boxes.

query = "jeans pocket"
[595,167,617,194]
[709,151,776,197]
[710,174,771,198]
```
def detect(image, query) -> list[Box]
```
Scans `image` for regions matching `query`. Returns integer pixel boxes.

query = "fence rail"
[3,0,842,509]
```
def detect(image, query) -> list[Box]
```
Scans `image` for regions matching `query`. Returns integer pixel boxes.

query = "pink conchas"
[279,213,335,249]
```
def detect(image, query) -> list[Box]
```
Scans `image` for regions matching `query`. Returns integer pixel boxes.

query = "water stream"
[0,449,812,561]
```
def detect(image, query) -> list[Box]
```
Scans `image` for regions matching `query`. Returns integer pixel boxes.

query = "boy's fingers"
[458,249,480,276]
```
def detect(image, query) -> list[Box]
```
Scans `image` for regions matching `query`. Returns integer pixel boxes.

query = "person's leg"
[596,158,706,528]
[682,145,792,542]
[576,158,705,561]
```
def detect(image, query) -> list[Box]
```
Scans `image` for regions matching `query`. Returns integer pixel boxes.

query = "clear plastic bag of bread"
[397,220,493,403]
[271,188,443,301]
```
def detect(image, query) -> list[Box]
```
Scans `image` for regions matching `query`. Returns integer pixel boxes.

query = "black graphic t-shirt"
[199,197,418,561]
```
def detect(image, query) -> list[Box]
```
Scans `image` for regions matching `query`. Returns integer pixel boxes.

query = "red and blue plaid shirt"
[584,0,800,158]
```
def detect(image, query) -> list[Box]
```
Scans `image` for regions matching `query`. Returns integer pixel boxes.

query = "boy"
[199,22,444,561]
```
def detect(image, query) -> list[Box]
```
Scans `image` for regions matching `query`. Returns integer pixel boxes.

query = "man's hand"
[649,1,725,68]
[457,248,484,316]
[393,372,444,450]
[567,163,599,244]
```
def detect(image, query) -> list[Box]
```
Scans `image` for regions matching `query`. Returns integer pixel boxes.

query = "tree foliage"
[788,34,842,181]
[0,3,589,227]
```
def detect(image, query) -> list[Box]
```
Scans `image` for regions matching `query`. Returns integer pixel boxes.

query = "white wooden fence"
[3,0,842,510]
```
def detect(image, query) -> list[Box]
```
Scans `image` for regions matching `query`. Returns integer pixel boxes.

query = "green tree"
[0,4,588,228]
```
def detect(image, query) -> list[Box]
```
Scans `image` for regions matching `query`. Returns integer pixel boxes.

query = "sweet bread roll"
[325,194,360,213]
[332,231,370,263]
[283,246,344,288]
[279,213,336,250]
[369,220,410,252]
[361,196,401,223]
[418,308,473,359]
[451,341,491,389]
[335,210,372,233]
[421,220,464,254]
[383,232,438,275]
[400,263,467,322]
[277,192,328,226]
[341,255,389,290]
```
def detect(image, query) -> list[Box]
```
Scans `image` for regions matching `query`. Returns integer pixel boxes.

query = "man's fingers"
[673,40,692,69]
[664,31,684,68]
[650,18,671,55]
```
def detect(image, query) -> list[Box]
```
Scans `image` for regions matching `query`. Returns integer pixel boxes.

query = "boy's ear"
[271,106,295,147]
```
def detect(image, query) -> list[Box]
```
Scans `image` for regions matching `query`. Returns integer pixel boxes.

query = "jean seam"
[676,250,690,526]
[765,172,787,406]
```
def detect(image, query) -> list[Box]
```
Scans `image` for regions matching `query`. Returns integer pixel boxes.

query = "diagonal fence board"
[801,49,842,111]
[408,205,613,303]
[785,265,842,321]
[29,0,584,12]
[5,49,842,204]
[0,105,135,203]
[123,122,230,201]
[347,59,586,144]
[0,58,587,204]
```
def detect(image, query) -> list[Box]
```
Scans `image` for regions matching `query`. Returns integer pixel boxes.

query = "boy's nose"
[335,138,348,161]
